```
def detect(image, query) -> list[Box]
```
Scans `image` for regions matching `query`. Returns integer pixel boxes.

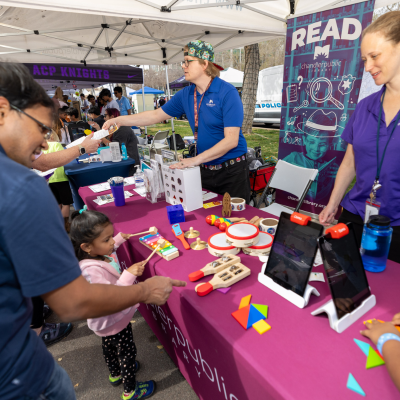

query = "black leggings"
[339,208,400,263]
[31,296,44,329]
[102,323,137,393]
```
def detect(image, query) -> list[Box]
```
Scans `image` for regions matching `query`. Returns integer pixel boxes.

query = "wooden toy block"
[232,305,251,329]
[239,295,252,309]
[252,320,271,335]
[188,255,241,282]
[222,192,231,217]
[139,234,179,261]
[195,263,250,296]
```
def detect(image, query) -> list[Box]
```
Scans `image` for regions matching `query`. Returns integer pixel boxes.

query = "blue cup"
[110,184,125,207]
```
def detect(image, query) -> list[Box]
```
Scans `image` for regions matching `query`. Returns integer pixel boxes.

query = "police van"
[253,65,283,126]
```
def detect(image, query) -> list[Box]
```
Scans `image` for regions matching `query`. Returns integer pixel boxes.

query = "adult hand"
[103,117,122,131]
[361,320,400,346]
[89,121,101,131]
[127,261,146,277]
[319,203,338,226]
[141,276,186,305]
[81,133,101,154]
[169,157,199,170]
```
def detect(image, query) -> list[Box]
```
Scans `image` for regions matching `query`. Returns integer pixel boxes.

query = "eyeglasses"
[180,60,198,68]
[10,104,52,140]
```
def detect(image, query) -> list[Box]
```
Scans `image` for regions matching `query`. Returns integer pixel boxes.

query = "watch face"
[80,147,85,155]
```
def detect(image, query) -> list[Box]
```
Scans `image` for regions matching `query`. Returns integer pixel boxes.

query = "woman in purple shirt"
[319,12,400,263]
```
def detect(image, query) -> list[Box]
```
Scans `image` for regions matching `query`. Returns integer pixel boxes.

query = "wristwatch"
[78,145,86,156]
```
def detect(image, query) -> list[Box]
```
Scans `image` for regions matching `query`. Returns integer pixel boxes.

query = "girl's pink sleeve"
[113,232,126,250]
[116,270,137,287]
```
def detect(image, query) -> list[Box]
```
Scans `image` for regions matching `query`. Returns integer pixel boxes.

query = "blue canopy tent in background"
[128,86,164,95]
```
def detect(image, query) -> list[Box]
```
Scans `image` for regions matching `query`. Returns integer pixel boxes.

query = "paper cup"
[259,218,279,235]
[231,197,246,211]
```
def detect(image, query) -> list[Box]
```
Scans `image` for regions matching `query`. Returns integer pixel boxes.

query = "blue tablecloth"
[64,155,135,209]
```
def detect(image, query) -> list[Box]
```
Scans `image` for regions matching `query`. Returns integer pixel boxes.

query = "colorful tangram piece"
[232,296,270,334]
[354,338,370,356]
[366,347,385,369]
[347,373,365,396]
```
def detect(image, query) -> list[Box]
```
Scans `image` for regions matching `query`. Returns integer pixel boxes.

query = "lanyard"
[375,89,400,182]
[193,78,213,140]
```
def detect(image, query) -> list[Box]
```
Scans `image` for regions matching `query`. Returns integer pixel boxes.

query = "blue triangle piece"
[247,305,266,329]
[347,373,365,396]
[354,339,370,357]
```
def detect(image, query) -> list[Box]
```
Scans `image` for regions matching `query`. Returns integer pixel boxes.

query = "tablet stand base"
[311,294,376,333]
[258,262,320,309]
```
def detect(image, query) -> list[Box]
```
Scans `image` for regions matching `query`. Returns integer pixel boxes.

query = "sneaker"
[39,322,73,347]
[121,380,156,399]
[109,361,141,387]
[43,305,53,321]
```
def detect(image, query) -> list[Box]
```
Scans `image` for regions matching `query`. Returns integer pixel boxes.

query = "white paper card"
[314,250,323,267]
[309,272,325,282]
[65,129,110,149]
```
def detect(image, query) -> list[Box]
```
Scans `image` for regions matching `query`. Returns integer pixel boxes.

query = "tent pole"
[141,83,147,137]
[165,66,177,161]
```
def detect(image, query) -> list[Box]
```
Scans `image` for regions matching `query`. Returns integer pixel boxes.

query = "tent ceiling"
[0,1,395,66]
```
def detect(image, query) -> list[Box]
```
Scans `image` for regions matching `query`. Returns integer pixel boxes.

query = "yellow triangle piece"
[363,319,376,325]
[252,320,271,335]
[239,295,252,309]
[366,347,385,369]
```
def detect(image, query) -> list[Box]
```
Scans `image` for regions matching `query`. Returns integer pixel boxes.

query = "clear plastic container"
[134,170,145,187]
[360,215,392,272]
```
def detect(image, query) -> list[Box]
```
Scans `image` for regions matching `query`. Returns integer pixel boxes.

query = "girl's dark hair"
[70,210,111,261]
[0,62,55,111]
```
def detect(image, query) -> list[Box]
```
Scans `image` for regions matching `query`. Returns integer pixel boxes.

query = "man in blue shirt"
[0,62,185,400]
[103,41,250,202]
[114,86,132,116]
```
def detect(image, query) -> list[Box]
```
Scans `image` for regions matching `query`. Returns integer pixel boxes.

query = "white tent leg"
[141,82,147,137]
[165,66,178,161]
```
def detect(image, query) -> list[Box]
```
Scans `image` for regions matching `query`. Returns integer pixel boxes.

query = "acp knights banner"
[276,0,375,214]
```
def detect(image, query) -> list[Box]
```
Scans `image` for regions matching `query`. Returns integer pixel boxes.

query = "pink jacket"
[79,233,138,337]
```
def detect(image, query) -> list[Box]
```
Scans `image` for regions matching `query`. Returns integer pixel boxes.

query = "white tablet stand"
[311,294,376,333]
[258,258,320,309]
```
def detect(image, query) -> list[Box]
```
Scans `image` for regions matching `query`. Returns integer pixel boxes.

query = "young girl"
[70,207,156,399]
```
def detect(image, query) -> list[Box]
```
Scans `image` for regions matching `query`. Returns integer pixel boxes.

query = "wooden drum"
[208,233,241,257]
[242,231,274,256]
[225,223,259,248]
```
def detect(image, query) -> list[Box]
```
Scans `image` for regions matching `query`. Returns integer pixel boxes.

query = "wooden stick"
[249,216,260,225]
[254,217,264,228]
[143,239,165,266]
[130,226,158,237]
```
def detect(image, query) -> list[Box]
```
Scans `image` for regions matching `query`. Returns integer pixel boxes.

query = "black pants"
[102,323,137,393]
[31,296,44,329]
[339,208,400,263]
[201,160,251,204]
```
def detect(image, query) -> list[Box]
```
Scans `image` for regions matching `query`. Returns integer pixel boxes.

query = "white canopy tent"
[0,0,396,67]
[220,67,244,88]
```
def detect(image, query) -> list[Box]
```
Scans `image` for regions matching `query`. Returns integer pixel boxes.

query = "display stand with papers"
[312,223,376,333]
[257,212,323,309]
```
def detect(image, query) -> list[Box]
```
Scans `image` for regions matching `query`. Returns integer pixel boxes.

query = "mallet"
[130,226,158,237]
[143,239,166,266]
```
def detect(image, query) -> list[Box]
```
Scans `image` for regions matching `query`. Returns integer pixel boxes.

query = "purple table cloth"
[79,185,400,400]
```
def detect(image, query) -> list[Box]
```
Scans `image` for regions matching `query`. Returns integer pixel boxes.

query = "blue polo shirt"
[341,85,400,225]
[162,77,246,165]
[0,145,81,399]
[116,96,131,116]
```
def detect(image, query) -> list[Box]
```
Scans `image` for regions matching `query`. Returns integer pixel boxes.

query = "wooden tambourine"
[208,232,241,257]
[225,223,260,248]
[242,231,274,256]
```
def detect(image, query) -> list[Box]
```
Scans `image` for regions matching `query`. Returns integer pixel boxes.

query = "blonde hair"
[51,116,63,142]
[54,87,64,101]
[183,45,220,79]
[363,11,400,44]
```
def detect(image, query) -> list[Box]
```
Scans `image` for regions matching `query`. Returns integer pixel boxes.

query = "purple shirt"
[341,86,400,225]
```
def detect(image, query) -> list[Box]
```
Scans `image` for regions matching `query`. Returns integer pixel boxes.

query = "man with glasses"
[114,86,132,116]
[0,62,185,400]
[103,40,250,202]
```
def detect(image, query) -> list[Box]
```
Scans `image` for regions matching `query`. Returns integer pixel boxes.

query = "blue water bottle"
[360,215,392,272]
[121,143,128,160]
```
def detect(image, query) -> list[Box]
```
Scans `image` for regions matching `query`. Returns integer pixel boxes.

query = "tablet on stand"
[311,223,376,333]
[258,212,323,308]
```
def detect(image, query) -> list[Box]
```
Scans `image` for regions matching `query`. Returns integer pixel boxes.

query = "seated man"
[68,108,82,123]
[88,106,105,129]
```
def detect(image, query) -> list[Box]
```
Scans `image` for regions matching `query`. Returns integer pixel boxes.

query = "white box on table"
[162,164,203,212]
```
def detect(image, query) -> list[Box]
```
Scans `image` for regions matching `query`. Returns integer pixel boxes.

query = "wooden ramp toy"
[139,233,179,261]
[194,263,250,296]
[188,254,241,282]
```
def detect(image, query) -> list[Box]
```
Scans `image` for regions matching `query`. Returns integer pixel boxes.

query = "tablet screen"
[264,213,323,296]
[318,223,370,320]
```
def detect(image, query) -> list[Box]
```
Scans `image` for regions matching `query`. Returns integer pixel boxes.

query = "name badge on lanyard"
[365,88,400,223]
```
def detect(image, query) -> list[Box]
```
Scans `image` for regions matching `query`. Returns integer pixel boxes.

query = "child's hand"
[121,233,134,240]
[361,320,400,345]
[392,313,400,326]
[128,261,146,277]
